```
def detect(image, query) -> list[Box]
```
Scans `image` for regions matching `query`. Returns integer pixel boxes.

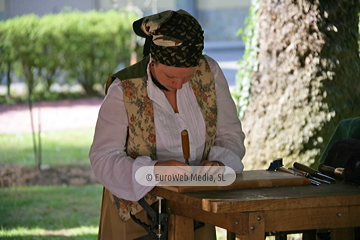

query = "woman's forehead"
[161,64,196,77]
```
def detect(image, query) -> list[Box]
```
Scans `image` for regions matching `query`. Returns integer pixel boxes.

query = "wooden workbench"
[150,170,360,239]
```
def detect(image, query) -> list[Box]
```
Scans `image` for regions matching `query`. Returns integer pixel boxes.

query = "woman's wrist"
[210,160,225,166]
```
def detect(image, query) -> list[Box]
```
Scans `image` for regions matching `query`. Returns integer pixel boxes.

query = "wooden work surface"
[150,172,360,240]
[160,170,311,193]
[151,174,360,213]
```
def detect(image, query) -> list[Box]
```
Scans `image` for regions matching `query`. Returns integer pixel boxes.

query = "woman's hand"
[199,160,225,167]
[155,160,189,167]
[194,160,225,176]
[154,160,192,177]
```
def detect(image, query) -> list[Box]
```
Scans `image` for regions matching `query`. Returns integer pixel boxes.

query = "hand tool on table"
[267,158,297,174]
[318,164,346,178]
[293,162,336,183]
[288,167,331,184]
[181,130,190,165]
[319,163,360,184]
[267,158,321,185]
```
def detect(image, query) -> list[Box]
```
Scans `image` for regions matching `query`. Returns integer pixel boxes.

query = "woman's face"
[152,63,196,92]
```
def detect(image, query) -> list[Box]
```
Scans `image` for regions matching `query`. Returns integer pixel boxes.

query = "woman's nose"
[173,78,184,89]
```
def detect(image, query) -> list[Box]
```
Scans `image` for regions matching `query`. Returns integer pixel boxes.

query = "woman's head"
[133,10,204,68]
[150,61,196,91]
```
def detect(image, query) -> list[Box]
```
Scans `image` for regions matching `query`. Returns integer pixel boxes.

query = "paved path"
[0,98,102,134]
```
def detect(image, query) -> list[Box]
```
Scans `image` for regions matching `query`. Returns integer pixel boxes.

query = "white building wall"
[4,0,98,18]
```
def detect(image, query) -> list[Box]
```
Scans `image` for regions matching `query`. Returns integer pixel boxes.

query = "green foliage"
[0,21,11,81]
[0,9,140,96]
[1,14,42,95]
[0,129,94,166]
[36,14,64,92]
[59,9,139,94]
[232,0,260,119]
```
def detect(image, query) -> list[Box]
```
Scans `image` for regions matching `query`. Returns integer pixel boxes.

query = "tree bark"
[242,0,360,169]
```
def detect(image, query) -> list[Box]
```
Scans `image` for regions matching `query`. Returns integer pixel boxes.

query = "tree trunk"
[6,62,12,98]
[241,0,360,169]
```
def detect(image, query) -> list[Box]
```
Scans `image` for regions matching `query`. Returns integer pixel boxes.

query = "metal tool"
[293,162,336,183]
[130,198,168,239]
[289,167,331,184]
[267,158,321,185]
[267,158,293,173]
[157,196,163,239]
[181,130,190,165]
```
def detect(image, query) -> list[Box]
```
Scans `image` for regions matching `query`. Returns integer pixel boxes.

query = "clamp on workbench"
[130,197,168,240]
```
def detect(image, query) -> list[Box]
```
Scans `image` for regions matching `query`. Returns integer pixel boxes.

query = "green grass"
[0,128,231,239]
[0,129,95,166]
[0,184,103,239]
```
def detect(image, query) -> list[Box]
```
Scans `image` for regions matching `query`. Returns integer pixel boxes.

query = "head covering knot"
[133,9,204,67]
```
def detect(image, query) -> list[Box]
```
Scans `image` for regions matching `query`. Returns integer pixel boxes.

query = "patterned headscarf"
[133,10,204,67]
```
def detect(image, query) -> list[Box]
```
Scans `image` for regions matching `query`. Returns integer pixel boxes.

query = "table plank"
[151,181,360,213]
[166,200,249,235]
[202,182,360,213]
[264,205,360,231]
[160,170,310,193]
[168,213,194,240]
[235,212,265,240]
[152,171,360,240]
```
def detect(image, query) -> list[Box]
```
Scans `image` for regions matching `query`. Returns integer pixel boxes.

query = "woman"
[89,9,246,239]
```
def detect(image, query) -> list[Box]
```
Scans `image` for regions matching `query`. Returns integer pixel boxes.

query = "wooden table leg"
[302,230,316,240]
[227,230,236,240]
[331,227,355,240]
[168,213,194,240]
[236,212,265,240]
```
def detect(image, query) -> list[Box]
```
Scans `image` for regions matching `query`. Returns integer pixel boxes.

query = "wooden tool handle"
[295,162,336,182]
[276,167,296,175]
[318,164,345,178]
[289,167,308,177]
[181,130,190,162]
[293,162,316,175]
[318,164,336,175]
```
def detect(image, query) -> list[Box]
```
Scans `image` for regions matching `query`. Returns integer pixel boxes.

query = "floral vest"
[105,55,217,221]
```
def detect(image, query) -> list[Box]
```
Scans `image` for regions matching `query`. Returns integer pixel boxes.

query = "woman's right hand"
[154,160,192,177]
[154,160,188,167]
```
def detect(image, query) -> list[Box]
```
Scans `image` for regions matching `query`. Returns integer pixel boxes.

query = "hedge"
[0,9,140,96]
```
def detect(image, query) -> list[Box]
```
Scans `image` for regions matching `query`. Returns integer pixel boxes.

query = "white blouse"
[89,55,245,201]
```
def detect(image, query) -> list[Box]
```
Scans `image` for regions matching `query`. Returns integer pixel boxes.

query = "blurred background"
[1,0,359,239]
[0,0,249,90]
[0,0,251,239]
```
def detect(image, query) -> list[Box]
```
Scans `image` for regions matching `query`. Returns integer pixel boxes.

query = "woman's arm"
[205,55,246,173]
[89,79,156,201]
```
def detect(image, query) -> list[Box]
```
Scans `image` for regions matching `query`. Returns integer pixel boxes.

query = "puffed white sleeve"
[205,55,246,173]
[89,79,156,201]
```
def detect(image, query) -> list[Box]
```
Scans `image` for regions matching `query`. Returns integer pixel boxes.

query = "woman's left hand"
[195,160,225,176]
[199,160,225,167]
